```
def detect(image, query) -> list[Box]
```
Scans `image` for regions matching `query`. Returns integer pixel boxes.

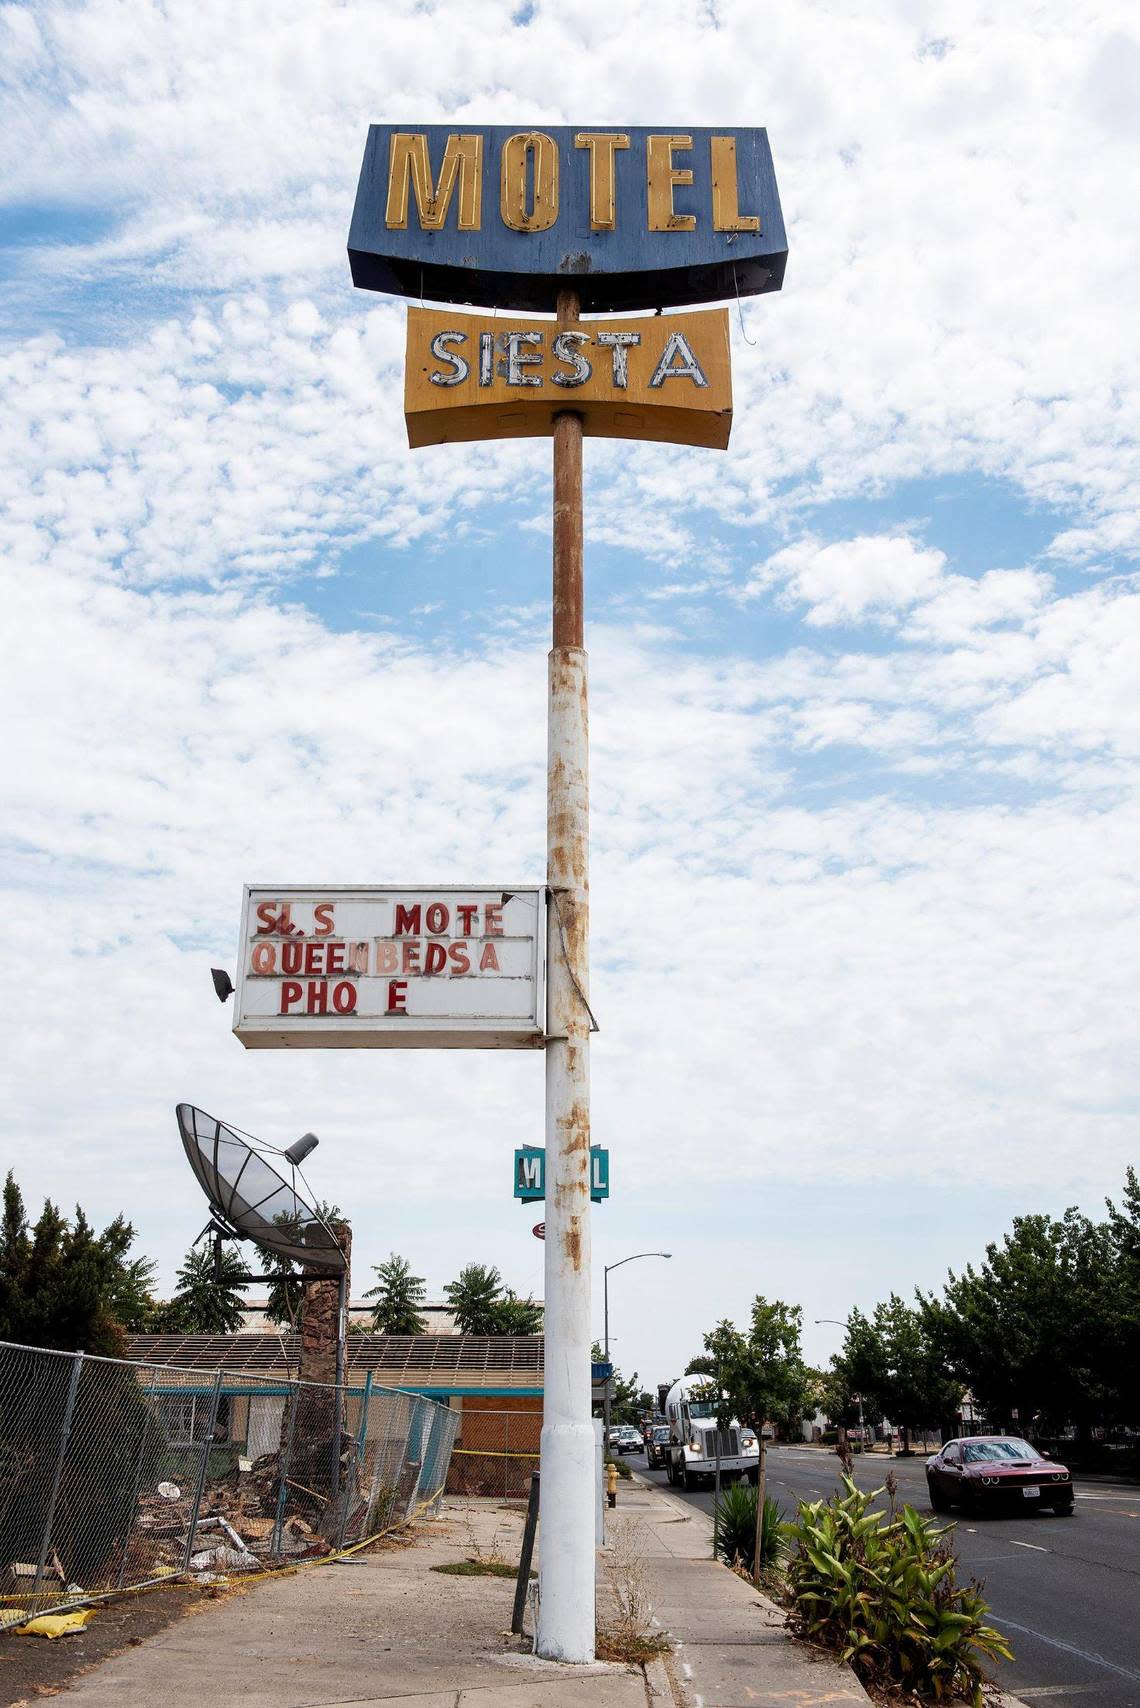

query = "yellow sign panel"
[404,307,732,449]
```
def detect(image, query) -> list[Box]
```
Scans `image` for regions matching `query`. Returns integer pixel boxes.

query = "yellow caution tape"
[451,1447,540,1459]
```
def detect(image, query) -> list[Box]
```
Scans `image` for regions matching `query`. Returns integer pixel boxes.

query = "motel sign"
[233,886,545,1049]
[514,1145,610,1203]
[349,125,787,313]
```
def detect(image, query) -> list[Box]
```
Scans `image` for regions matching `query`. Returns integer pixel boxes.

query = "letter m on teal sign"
[515,1147,545,1200]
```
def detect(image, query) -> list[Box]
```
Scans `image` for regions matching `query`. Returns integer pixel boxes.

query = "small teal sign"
[514,1145,609,1203]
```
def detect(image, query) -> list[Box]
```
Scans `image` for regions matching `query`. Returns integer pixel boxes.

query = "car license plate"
[1022,1486,1040,1499]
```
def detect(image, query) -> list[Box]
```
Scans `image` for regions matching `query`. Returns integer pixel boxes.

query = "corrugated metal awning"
[124,1332,544,1387]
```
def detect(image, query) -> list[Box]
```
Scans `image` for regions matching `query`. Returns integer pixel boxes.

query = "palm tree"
[444,1263,505,1334]
[365,1253,428,1333]
[489,1289,543,1334]
[155,1243,248,1333]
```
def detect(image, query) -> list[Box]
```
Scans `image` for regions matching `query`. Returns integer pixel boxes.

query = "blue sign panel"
[514,1145,610,1202]
[349,126,787,313]
[515,1146,545,1201]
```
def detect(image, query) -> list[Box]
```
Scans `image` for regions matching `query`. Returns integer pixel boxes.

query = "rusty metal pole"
[536,286,595,1663]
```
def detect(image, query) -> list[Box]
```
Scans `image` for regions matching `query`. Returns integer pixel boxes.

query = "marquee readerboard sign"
[348,125,787,313]
[233,886,545,1050]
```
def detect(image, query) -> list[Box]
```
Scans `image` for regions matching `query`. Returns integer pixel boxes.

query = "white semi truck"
[663,1376,759,1490]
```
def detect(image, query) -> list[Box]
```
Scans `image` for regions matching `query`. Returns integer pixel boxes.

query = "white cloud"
[3,0,1140,1383]
[742,533,947,625]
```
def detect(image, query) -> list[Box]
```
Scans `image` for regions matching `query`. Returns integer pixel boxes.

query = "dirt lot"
[0,1584,206,1706]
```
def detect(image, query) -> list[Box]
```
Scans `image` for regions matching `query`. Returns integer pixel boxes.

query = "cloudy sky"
[2,0,1138,1389]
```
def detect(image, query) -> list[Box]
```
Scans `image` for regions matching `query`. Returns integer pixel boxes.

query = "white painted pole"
[537,288,595,1664]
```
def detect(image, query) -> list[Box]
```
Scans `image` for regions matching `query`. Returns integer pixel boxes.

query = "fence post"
[512,1472,540,1635]
[33,1352,83,1601]
[116,1366,159,1589]
[404,1397,426,1521]
[335,1372,373,1550]
[182,1371,224,1572]
[271,1386,300,1556]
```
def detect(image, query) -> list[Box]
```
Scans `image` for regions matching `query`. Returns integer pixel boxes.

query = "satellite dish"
[176,1103,345,1274]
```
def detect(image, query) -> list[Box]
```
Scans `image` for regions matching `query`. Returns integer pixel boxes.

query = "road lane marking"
[991,1618,1140,1684]
[1017,1687,1104,1697]
[1009,1540,1048,1552]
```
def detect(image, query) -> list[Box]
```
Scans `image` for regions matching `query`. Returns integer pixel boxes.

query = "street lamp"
[603,1253,672,1450]
[814,1317,864,1452]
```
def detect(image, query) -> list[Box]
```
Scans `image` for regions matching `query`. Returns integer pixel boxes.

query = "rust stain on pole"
[552,288,584,651]
[539,281,595,1659]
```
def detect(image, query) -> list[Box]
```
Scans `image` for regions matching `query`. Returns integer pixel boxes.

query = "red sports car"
[926,1436,1074,1515]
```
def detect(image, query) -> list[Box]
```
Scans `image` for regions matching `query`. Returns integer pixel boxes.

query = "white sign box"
[233,886,546,1049]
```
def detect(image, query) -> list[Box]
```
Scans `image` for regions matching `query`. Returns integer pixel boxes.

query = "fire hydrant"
[606,1461,619,1507]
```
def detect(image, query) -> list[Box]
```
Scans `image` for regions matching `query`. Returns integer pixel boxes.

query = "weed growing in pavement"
[459,1513,510,1568]
[596,1517,671,1666]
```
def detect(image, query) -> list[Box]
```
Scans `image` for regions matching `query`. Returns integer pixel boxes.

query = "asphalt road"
[630,1443,1140,1708]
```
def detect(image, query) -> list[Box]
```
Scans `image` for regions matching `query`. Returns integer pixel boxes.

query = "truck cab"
[663,1376,759,1490]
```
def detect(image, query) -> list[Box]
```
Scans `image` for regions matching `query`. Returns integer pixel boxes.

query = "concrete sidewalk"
[617,1474,870,1708]
[48,1482,868,1708]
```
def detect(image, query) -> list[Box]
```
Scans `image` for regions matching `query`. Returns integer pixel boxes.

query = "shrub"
[783,1475,1012,1706]
[712,1481,782,1571]
[605,1455,632,1479]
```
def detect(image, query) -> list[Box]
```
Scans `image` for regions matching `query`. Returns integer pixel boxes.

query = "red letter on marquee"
[280,980,303,1013]
[387,979,408,1013]
[394,904,422,935]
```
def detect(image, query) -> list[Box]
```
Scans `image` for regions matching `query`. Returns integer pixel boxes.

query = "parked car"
[646,1424,671,1468]
[615,1425,643,1454]
[926,1436,1074,1515]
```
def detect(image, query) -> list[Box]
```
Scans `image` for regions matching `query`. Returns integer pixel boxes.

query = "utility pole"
[601,1252,671,1474]
[537,287,595,1664]
[603,1265,611,1460]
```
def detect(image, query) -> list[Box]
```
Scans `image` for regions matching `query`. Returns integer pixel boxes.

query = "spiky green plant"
[783,1475,1012,1706]
[712,1481,782,1570]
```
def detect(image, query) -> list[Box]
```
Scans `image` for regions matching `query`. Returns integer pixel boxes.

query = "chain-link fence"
[0,1340,458,1630]
[448,1407,541,1498]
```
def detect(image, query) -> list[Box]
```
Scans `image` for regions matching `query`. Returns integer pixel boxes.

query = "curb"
[643,1653,674,1703]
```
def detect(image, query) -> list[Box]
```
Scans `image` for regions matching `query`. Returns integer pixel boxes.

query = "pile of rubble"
[130,1454,335,1583]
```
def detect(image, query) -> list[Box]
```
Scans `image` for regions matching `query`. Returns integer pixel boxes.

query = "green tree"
[919,1206,1117,1436]
[154,1242,249,1333]
[1105,1167,1140,1426]
[444,1263,504,1334]
[259,1204,345,1328]
[0,1171,157,1353]
[591,1343,643,1424]
[828,1297,959,1450]
[488,1288,543,1335]
[689,1297,814,1437]
[365,1252,429,1334]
